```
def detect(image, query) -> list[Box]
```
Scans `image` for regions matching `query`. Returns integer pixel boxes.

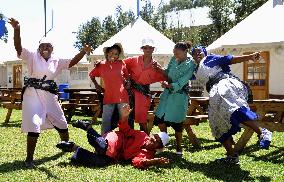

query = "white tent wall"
[68,63,92,89]
[269,47,284,96]
[0,65,7,87]
[52,63,92,89]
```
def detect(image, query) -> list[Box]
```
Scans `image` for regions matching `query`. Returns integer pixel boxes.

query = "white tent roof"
[93,17,175,56]
[207,0,284,51]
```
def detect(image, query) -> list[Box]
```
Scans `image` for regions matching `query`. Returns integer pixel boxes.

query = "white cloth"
[19,48,71,133]
[196,57,249,139]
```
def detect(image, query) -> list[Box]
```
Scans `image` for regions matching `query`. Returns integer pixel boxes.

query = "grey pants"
[101,103,127,134]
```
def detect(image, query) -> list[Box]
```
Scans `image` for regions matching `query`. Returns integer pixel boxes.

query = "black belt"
[206,72,253,103]
[130,79,151,97]
[21,75,58,101]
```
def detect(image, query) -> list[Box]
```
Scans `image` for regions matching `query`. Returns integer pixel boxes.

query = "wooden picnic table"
[0,90,22,123]
[184,97,209,147]
[147,96,209,148]
[61,89,102,122]
[235,99,284,152]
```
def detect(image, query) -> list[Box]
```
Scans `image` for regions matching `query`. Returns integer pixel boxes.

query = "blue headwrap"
[191,46,208,57]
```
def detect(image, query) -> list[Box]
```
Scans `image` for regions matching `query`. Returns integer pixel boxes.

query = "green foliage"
[74,7,135,51]
[0,13,8,43]
[140,0,154,23]
[74,17,104,50]
[208,0,234,38]
[102,15,117,43]
[234,0,268,23]
[162,0,211,12]
[115,6,135,31]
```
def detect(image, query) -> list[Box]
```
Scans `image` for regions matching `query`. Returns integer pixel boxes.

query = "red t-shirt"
[123,55,166,85]
[103,121,156,169]
[89,60,129,104]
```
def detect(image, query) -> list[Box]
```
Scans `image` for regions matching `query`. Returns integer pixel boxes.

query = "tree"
[199,24,219,46]
[102,15,117,42]
[74,17,104,50]
[162,0,211,12]
[116,6,135,31]
[234,0,268,23]
[150,0,167,32]
[0,13,8,43]
[74,7,136,51]
[208,0,234,38]
[140,0,154,23]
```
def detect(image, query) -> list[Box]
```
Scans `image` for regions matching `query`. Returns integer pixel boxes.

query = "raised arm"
[68,45,92,68]
[230,52,260,64]
[118,104,134,135]
[8,18,22,56]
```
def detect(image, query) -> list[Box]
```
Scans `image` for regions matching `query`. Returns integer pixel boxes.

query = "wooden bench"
[235,99,284,152]
[1,91,22,123]
[61,91,102,123]
[183,97,209,147]
[147,96,209,148]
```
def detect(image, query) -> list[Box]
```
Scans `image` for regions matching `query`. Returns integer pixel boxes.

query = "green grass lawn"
[0,107,283,182]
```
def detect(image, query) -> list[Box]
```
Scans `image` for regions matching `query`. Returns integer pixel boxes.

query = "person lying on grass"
[56,104,170,169]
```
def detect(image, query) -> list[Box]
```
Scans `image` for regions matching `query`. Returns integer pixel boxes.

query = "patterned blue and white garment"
[195,54,258,143]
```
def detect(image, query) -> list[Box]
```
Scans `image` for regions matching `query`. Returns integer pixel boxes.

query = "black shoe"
[72,120,91,131]
[25,160,36,169]
[56,141,75,152]
[215,155,240,165]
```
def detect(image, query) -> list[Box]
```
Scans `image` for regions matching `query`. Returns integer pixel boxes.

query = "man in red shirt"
[56,104,170,169]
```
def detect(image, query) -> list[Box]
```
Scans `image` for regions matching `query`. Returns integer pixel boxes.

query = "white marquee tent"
[91,17,175,66]
[207,0,284,99]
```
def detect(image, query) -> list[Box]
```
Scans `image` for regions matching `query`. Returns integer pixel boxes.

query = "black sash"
[21,75,58,101]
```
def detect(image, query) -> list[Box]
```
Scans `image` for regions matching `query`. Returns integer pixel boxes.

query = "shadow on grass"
[166,137,222,153]
[0,121,22,128]
[0,152,65,180]
[152,151,271,181]
[241,144,284,164]
[70,119,102,126]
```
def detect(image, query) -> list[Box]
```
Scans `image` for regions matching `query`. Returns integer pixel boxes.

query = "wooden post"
[234,127,254,153]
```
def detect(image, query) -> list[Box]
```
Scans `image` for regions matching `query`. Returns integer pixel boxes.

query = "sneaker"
[25,160,36,169]
[72,120,91,131]
[56,141,75,152]
[216,155,239,165]
[259,128,272,149]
